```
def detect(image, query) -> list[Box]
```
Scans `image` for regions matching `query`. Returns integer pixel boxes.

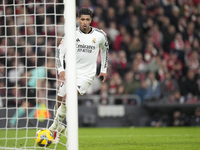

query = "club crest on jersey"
[92,38,96,44]
[76,38,80,42]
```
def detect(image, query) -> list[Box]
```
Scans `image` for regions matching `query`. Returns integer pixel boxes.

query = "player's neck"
[80,26,92,34]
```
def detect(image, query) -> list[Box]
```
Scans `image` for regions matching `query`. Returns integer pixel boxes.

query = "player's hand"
[98,72,107,82]
[59,71,66,84]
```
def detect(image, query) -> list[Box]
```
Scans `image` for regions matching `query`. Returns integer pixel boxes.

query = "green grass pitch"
[0,127,199,150]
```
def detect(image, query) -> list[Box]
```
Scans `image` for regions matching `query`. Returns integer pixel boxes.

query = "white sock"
[49,104,67,131]
[57,124,65,133]
[53,104,58,118]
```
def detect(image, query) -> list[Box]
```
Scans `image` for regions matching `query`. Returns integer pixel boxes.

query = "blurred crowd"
[0,0,63,107]
[149,106,200,127]
[84,0,200,105]
[0,0,200,108]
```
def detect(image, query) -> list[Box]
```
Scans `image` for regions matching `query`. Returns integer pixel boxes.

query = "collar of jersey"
[78,26,93,34]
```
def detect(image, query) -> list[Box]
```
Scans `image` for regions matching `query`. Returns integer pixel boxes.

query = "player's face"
[78,15,92,33]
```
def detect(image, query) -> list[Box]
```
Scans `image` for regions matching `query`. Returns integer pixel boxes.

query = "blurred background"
[0,0,200,128]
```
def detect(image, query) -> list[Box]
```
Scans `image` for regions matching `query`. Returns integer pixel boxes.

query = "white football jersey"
[57,26,109,80]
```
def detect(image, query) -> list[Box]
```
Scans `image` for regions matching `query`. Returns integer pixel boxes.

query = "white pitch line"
[79,134,193,138]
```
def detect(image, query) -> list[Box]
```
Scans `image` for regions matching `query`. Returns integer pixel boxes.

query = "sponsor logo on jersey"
[77,44,95,53]
[92,38,96,43]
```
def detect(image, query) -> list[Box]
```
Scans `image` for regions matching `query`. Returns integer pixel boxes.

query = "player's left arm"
[98,30,109,82]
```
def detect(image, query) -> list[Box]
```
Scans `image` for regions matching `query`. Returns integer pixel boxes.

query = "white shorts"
[57,77,93,97]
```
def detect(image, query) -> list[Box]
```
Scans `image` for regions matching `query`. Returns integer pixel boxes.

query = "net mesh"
[0,0,67,149]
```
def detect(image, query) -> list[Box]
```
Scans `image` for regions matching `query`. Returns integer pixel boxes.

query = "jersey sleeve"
[100,30,109,73]
[56,37,66,74]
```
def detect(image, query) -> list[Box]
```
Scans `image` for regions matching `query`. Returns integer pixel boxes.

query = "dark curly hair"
[78,7,92,18]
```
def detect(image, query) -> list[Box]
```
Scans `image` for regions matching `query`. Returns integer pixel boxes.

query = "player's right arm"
[56,37,66,83]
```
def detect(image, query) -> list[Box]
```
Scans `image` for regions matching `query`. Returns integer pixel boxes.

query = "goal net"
[0,0,69,149]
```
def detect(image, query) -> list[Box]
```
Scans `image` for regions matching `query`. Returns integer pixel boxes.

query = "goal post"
[64,0,79,150]
[0,0,78,149]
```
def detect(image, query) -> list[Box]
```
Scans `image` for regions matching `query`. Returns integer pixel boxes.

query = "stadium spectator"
[97,82,109,105]
[103,7,117,27]
[160,72,180,102]
[180,69,200,102]
[145,71,161,101]
[194,67,200,87]
[162,24,176,53]
[190,107,200,126]
[144,42,157,64]
[182,21,197,44]
[170,33,185,63]
[157,47,169,63]
[184,41,192,64]
[195,15,200,33]
[171,91,184,103]
[148,24,163,49]
[42,16,55,35]
[0,37,6,56]
[57,16,65,36]
[170,6,180,30]
[108,52,119,74]
[108,72,122,94]
[7,83,25,107]
[127,36,143,60]
[186,50,200,72]
[137,6,148,30]
[115,84,127,104]
[0,63,5,79]
[36,5,45,35]
[132,52,147,74]
[157,59,169,81]
[155,6,165,27]
[115,0,127,25]
[176,16,187,34]
[147,55,162,74]
[6,47,16,67]
[130,0,143,16]
[123,71,140,95]
[107,21,119,44]
[192,38,200,52]
[123,5,135,26]
[169,110,190,126]
[98,0,109,13]
[166,52,183,80]
[79,0,95,12]
[117,50,128,77]
[8,57,25,87]
[92,6,103,27]
[113,25,127,51]
[126,15,139,35]
[120,33,132,57]
[97,20,108,34]
[17,37,26,56]
[150,113,169,127]
[142,17,154,35]
[26,44,36,70]
[134,80,148,103]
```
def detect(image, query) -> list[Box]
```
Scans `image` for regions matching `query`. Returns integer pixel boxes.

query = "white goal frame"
[64,1,78,150]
